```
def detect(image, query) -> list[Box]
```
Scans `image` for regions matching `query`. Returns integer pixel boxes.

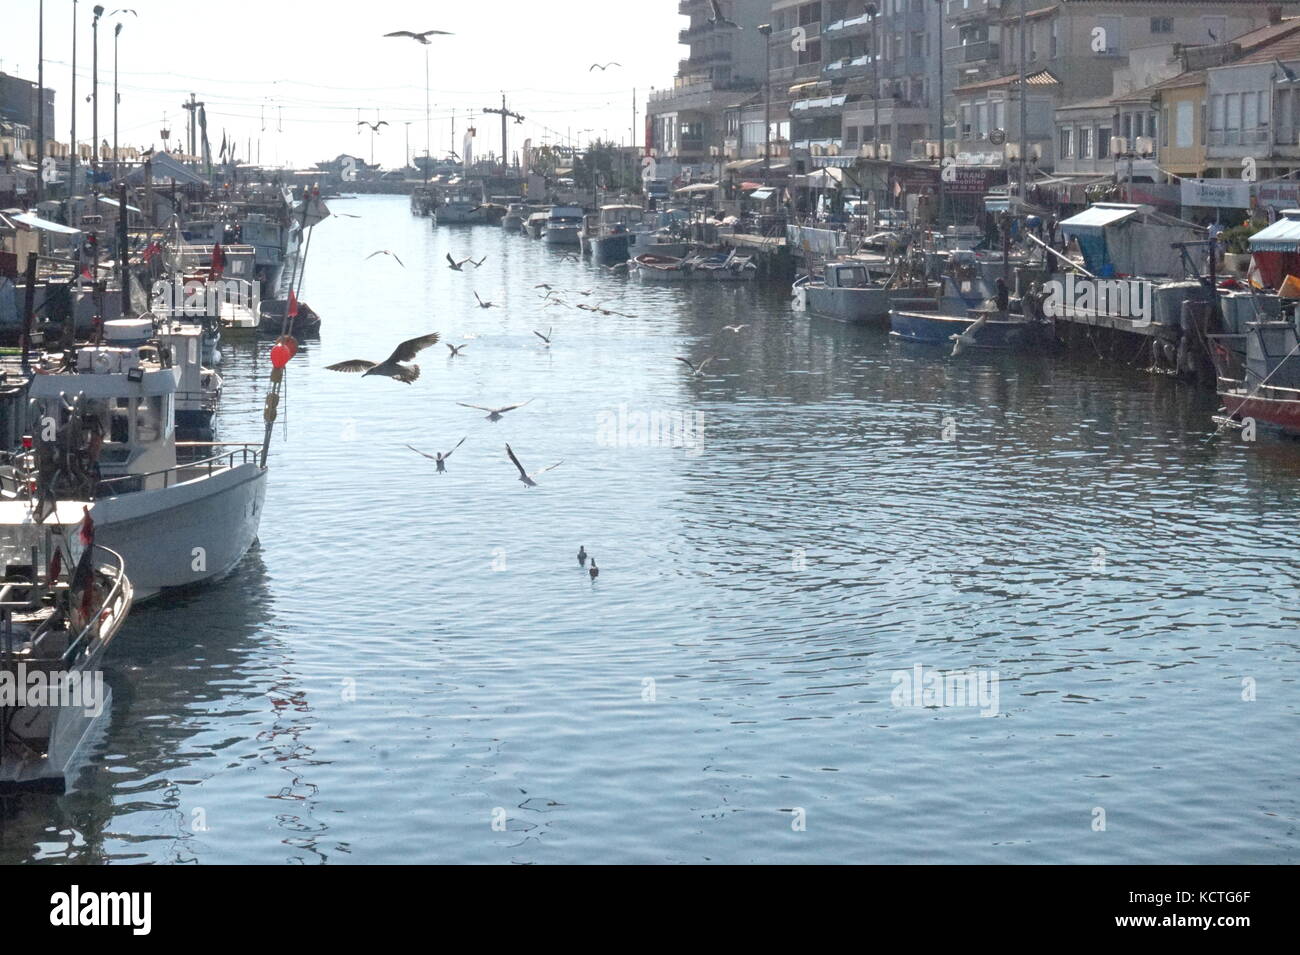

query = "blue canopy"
[1248,211,1300,252]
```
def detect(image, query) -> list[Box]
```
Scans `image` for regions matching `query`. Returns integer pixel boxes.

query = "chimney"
[1269,5,1283,24]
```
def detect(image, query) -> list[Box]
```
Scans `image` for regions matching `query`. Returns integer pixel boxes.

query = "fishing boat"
[584,204,646,262]
[629,252,694,282]
[105,317,222,438]
[690,249,759,281]
[4,343,268,601]
[502,202,527,232]
[410,188,436,217]
[257,298,322,338]
[794,260,941,324]
[1210,317,1300,436]
[433,182,488,225]
[0,500,133,791]
[543,205,585,247]
[524,210,550,239]
[888,301,1051,350]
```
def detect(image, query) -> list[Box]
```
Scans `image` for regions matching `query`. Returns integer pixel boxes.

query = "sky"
[1,0,683,168]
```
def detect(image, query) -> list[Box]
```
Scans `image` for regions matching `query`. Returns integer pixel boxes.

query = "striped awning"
[811,155,860,168]
[1249,210,1300,252]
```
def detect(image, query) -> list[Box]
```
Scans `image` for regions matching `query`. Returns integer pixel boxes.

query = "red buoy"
[270,343,291,369]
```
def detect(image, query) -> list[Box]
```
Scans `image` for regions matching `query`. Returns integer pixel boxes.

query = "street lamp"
[866,3,880,208]
[113,20,122,183]
[92,5,103,182]
[934,0,945,227]
[758,23,772,183]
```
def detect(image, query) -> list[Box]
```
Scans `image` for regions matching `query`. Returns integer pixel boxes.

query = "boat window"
[838,267,868,288]
[188,337,198,365]
[110,400,130,444]
[135,397,163,444]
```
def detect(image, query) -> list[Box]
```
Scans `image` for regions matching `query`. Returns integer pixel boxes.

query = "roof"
[1249,209,1300,251]
[1229,22,1300,67]
[1152,69,1207,91]
[0,209,80,234]
[1059,203,1145,231]
[675,182,719,194]
[955,69,1060,94]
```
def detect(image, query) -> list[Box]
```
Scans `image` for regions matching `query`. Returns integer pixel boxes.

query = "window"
[960,104,972,139]
[1098,126,1111,158]
[1176,100,1194,147]
[1151,17,1173,34]
[1051,20,1058,58]
[911,32,926,58]
[1060,125,1073,158]
[1080,126,1094,158]
[1122,113,1132,141]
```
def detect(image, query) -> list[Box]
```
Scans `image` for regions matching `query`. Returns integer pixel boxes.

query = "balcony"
[823,54,874,78]
[822,13,871,40]
[949,0,1003,24]
[962,40,1000,64]
[1208,128,1271,148]
[679,49,733,72]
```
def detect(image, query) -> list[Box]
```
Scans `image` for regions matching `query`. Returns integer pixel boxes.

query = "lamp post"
[70,0,78,213]
[758,23,772,183]
[113,20,121,183]
[934,0,945,227]
[92,5,103,182]
[36,0,45,203]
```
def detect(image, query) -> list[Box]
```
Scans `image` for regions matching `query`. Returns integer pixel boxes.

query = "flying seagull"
[720,324,749,333]
[384,29,454,44]
[357,120,389,132]
[534,283,555,290]
[325,332,441,383]
[949,314,990,358]
[589,62,622,71]
[458,399,534,422]
[333,212,362,219]
[446,342,469,357]
[505,443,563,488]
[474,292,497,309]
[1276,58,1298,83]
[708,0,740,30]
[675,355,714,377]
[406,438,466,474]
[446,253,471,271]
[533,328,553,346]
[366,249,405,267]
[470,256,488,268]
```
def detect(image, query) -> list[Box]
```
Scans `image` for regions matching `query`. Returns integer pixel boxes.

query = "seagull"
[949,314,990,357]
[577,546,588,567]
[603,262,629,272]
[505,443,563,488]
[675,355,714,377]
[589,62,622,71]
[357,120,389,132]
[384,29,453,44]
[589,558,599,581]
[446,253,471,271]
[470,256,488,268]
[720,324,749,333]
[325,332,441,383]
[474,292,497,309]
[446,342,469,357]
[708,0,740,30]
[1276,58,1298,83]
[366,249,405,267]
[406,438,466,473]
[533,328,553,346]
[557,251,580,262]
[333,212,362,219]
[534,283,555,290]
[457,399,533,422]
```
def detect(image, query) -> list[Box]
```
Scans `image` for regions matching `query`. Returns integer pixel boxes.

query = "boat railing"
[96,445,261,495]
[60,545,129,667]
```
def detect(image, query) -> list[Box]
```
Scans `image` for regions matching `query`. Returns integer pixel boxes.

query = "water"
[3,195,1296,864]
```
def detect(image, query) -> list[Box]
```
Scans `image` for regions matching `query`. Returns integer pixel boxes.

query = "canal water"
[2,195,1296,864]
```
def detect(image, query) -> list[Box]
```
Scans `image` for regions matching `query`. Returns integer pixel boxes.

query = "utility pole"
[632,87,637,152]
[70,0,78,212]
[113,20,122,183]
[36,0,45,203]
[1018,0,1027,200]
[759,23,772,182]
[92,4,102,182]
[935,0,945,227]
[483,94,524,172]
[868,3,880,205]
[182,93,202,167]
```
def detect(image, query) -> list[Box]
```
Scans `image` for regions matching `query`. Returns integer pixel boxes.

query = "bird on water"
[577,546,588,567]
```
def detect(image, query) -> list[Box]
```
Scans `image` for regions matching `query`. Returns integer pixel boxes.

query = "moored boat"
[543,205,585,247]
[794,261,941,324]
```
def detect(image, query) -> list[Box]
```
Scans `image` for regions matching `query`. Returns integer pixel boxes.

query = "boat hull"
[889,309,1049,349]
[799,279,941,324]
[1221,392,1300,435]
[90,463,267,601]
[544,227,582,247]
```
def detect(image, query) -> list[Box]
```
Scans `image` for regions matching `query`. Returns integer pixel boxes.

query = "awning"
[1,210,81,234]
[1249,210,1300,252]
[675,182,720,194]
[803,167,845,188]
[95,196,143,213]
[1059,203,1143,232]
[751,188,776,201]
[724,158,763,171]
[811,155,861,168]
[739,181,763,190]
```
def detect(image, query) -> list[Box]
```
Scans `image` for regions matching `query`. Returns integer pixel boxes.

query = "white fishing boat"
[524,210,550,239]
[543,205,585,247]
[434,182,488,225]
[134,317,223,435]
[0,500,133,791]
[5,344,268,601]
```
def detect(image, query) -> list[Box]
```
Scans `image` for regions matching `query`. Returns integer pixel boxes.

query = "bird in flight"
[333,212,362,219]
[505,443,563,488]
[675,355,714,377]
[458,399,533,422]
[533,328,553,346]
[720,324,749,333]
[366,249,405,267]
[406,438,466,474]
[589,62,622,71]
[534,283,555,291]
[384,29,453,44]
[1276,57,1298,83]
[557,251,580,262]
[949,314,990,357]
[446,342,469,357]
[325,332,441,383]
[708,0,740,29]
[470,256,488,268]
[474,292,497,309]
[357,120,389,132]
[446,253,471,271]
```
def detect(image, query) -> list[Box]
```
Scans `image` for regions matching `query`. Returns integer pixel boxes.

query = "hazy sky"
[1,1,683,168]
